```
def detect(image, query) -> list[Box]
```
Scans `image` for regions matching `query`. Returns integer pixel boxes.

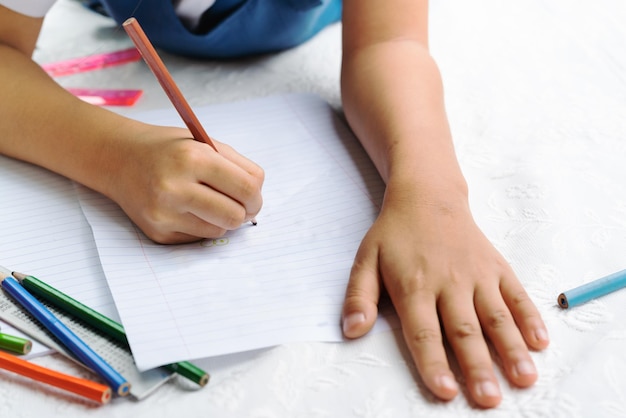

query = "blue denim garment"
[98,0,342,58]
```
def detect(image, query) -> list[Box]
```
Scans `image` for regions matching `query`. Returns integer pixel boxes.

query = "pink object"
[42,47,142,77]
[66,88,143,106]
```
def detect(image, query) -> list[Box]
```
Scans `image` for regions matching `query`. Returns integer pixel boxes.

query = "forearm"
[341,2,548,408]
[341,36,468,206]
[0,43,146,198]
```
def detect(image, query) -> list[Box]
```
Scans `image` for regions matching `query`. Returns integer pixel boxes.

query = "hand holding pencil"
[107,125,263,243]
[92,17,264,244]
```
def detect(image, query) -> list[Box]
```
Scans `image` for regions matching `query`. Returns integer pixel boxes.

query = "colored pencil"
[0,332,32,355]
[122,17,218,151]
[558,268,626,309]
[122,17,257,226]
[0,276,131,396]
[12,271,210,387]
[163,361,209,387]
[12,272,126,342]
[0,350,111,404]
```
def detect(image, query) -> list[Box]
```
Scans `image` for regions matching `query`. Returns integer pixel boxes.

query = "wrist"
[384,144,469,206]
[49,106,148,201]
[385,175,469,208]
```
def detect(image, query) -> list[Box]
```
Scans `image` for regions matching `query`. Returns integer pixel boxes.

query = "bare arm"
[0,6,263,243]
[340,0,549,408]
[0,6,133,192]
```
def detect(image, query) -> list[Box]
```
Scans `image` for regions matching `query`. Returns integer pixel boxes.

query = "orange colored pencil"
[0,351,111,404]
[122,17,218,152]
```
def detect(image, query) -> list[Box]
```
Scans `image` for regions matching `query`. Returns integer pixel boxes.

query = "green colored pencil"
[0,332,32,355]
[11,271,209,387]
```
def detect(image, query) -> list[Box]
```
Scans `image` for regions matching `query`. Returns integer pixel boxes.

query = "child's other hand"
[105,125,264,244]
[341,187,549,408]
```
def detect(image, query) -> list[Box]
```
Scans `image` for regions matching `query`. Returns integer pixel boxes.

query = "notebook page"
[0,157,173,397]
[0,155,110,370]
[77,94,396,371]
[0,286,172,399]
[0,157,114,318]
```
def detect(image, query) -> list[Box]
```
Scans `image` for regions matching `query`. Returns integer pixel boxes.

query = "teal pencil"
[558,268,626,309]
[11,271,209,387]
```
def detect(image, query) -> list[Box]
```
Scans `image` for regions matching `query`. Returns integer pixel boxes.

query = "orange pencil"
[0,351,111,404]
[122,17,218,152]
[122,17,258,225]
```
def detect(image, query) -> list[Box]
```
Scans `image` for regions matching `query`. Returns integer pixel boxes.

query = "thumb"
[342,244,381,339]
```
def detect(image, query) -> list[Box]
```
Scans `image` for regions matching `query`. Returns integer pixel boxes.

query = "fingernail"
[535,327,549,343]
[514,360,536,377]
[475,380,500,399]
[437,375,458,392]
[342,312,365,334]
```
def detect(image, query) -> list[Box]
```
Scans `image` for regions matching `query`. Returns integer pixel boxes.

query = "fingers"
[391,268,546,408]
[474,285,538,391]
[336,203,549,408]
[396,289,460,401]
[342,242,381,338]
[135,143,263,243]
[215,141,265,182]
[144,221,225,245]
[438,292,501,407]
[343,245,548,409]
[500,271,550,351]
[162,141,263,240]
[185,181,254,230]
[196,143,264,222]
[111,127,265,244]
[438,266,548,408]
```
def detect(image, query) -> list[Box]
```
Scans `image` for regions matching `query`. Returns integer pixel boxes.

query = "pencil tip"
[251,219,258,226]
[12,272,26,281]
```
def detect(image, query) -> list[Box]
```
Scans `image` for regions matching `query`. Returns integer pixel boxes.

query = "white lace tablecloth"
[2,0,626,416]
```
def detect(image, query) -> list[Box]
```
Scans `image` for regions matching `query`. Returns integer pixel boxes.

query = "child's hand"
[104,125,264,244]
[341,187,549,408]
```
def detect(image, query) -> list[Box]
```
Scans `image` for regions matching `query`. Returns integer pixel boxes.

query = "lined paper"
[0,160,173,398]
[0,157,114,317]
[77,94,396,371]
[0,285,172,399]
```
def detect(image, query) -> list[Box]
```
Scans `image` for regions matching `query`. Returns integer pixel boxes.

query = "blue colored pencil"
[558,268,626,309]
[0,276,131,396]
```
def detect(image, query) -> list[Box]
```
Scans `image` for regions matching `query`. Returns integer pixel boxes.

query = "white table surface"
[2,0,626,416]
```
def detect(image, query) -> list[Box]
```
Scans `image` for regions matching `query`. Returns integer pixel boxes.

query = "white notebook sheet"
[77,94,398,371]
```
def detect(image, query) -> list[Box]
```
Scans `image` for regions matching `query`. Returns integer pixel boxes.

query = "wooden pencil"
[1,277,131,396]
[12,271,210,387]
[122,17,257,226]
[122,17,218,151]
[0,351,111,404]
[0,332,32,355]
